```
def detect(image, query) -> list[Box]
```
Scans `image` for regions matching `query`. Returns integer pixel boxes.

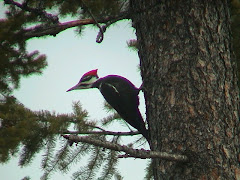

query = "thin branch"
[4,0,59,23]
[62,130,140,136]
[87,124,106,131]
[62,135,188,162]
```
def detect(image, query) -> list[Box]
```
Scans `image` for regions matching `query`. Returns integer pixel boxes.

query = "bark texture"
[130,0,240,179]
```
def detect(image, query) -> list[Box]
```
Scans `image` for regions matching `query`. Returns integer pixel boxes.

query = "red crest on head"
[83,69,98,77]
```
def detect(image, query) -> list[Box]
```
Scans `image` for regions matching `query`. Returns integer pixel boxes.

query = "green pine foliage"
[0,96,125,179]
[0,4,47,95]
[0,96,72,164]
[70,136,121,180]
[98,137,120,180]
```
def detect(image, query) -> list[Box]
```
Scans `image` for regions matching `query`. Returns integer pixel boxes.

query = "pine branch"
[62,135,188,162]
[62,130,140,136]
[41,142,69,180]
[59,143,89,172]
[14,12,129,40]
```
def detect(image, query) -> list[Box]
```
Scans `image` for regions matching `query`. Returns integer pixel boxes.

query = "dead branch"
[62,135,188,162]
[62,130,140,136]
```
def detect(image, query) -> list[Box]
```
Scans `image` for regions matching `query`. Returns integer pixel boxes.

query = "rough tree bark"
[130,0,240,179]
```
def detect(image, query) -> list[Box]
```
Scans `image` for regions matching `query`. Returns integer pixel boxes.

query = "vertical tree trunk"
[130,0,240,179]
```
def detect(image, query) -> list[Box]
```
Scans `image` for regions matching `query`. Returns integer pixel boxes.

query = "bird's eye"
[80,75,92,82]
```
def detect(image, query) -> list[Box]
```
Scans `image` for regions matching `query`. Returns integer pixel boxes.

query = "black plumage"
[92,75,149,141]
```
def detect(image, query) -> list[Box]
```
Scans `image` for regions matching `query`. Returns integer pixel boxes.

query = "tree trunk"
[130,0,240,179]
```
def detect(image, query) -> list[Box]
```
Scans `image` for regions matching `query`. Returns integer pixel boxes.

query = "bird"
[67,69,149,142]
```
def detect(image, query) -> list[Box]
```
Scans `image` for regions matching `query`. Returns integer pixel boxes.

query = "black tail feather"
[140,127,150,143]
[134,109,150,144]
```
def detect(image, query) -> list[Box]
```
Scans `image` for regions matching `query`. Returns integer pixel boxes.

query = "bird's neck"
[91,78,101,88]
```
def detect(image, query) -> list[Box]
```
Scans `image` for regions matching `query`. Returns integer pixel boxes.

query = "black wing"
[96,75,149,140]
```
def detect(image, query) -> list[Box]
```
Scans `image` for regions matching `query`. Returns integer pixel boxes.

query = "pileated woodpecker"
[67,69,149,141]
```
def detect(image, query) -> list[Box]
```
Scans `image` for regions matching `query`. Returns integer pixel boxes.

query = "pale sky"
[0,3,150,180]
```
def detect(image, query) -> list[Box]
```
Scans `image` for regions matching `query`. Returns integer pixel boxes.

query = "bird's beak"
[67,82,92,92]
[66,84,80,92]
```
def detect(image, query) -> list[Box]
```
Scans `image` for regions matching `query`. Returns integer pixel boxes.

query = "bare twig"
[81,0,105,43]
[62,135,188,162]
[87,124,106,131]
[62,130,140,136]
